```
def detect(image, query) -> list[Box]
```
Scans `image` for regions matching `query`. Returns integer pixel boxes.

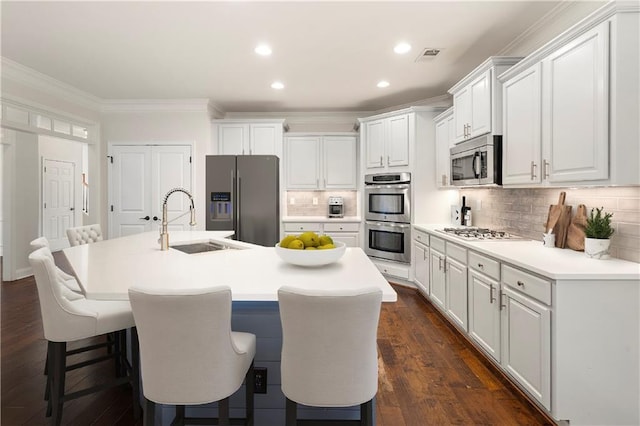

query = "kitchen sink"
[170,241,237,254]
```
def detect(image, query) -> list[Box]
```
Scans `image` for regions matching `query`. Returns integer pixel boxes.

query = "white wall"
[100,110,212,234]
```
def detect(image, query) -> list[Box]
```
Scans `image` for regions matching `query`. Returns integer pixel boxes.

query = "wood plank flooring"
[2,272,552,425]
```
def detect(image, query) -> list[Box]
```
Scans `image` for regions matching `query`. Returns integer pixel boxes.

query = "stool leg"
[361,399,374,426]
[50,341,66,426]
[285,397,297,426]
[144,398,156,426]
[130,328,142,420]
[175,405,185,425]
[219,397,230,426]
[45,342,54,416]
[245,362,255,426]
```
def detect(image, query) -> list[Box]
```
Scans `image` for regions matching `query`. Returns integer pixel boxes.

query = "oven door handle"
[472,151,481,178]
[364,183,411,190]
[366,221,411,229]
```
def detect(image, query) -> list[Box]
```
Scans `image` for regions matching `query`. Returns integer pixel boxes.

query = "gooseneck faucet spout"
[160,187,196,250]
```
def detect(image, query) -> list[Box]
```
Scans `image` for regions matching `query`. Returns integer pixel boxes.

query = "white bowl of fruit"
[275,232,346,266]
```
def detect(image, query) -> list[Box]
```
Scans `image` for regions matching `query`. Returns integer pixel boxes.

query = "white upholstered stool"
[129,285,256,426]
[278,286,383,426]
[66,224,103,246]
[30,237,83,294]
[28,248,140,425]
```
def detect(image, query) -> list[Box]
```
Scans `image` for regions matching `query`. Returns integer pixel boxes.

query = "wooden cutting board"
[566,204,588,251]
[544,192,572,248]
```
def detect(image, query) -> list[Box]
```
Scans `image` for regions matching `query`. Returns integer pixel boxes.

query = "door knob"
[153,216,159,221]
[69,207,75,211]
[140,216,150,221]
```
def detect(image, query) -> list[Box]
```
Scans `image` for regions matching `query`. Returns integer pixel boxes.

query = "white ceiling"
[2,1,575,113]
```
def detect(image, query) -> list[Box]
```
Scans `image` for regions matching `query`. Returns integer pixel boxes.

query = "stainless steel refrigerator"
[205,155,280,246]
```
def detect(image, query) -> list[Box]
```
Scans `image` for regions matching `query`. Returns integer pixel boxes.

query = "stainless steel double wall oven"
[364,172,411,263]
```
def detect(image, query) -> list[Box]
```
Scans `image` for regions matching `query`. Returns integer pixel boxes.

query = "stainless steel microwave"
[450,135,502,186]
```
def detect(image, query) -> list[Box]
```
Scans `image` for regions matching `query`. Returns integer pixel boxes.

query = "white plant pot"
[584,238,611,259]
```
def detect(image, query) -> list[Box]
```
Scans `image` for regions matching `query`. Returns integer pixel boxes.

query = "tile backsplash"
[286,191,358,217]
[459,187,640,263]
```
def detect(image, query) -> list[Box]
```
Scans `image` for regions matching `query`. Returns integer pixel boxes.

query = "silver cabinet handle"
[387,155,390,165]
[543,159,550,179]
[379,156,383,166]
[438,257,443,271]
[531,161,537,180]
[477,263,484,269]
[489,283,495,304]
[316,178,319,187]
[499,291,506,310]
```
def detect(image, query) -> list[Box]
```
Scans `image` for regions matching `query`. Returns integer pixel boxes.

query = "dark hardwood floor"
[2,271,552,425]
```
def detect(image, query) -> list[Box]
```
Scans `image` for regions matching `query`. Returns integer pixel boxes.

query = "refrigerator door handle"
[236,173,242,241]
[231,169,238,240]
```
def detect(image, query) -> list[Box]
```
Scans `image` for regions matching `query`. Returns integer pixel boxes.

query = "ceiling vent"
[415,48,441,62]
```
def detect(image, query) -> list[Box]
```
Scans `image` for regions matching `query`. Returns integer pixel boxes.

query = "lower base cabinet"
[412,240,429,296]
[429,248,446,310]
[468,269,501,362]
[445,257,468,331]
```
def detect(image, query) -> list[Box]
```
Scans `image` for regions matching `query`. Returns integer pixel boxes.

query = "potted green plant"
[584,207,614,259]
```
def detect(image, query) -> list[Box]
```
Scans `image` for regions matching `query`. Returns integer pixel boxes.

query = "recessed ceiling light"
[271,81,284,90]
[255,44,272,56]
[377,81,390,88]
[394,43,412,54]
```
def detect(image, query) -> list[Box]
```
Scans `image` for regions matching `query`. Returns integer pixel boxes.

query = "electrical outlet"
[254,367,267,394]
[290,198,295,205]
[312,197,318,205]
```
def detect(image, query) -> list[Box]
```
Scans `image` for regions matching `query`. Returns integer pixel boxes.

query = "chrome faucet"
[160,187,196,250]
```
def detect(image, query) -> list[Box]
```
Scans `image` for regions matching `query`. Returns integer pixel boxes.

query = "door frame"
[107,141,195,239]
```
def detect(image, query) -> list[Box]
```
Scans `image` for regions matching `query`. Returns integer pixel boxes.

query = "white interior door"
[150,145,192,232]
[109,144,192,238]
[43,159,75,250]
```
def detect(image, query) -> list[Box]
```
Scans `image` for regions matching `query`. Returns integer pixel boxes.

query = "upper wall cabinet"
[361,112,410,171]
[214,120,285,157]
[285,134,357,190]
[434,107,454,188]
[500,4,639,186]
[448,57,523,144]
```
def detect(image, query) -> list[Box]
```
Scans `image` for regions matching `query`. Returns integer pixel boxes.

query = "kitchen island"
[62,231,396,425]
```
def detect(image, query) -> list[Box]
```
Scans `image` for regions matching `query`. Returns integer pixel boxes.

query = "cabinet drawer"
[283,222,322,233]
[413,228,429,246]
[446,241,467,265]
[430,236,445,253]
[501,264,551,305]
[468,251,500,281]
[375,263,410,280]
[323,222,359,233]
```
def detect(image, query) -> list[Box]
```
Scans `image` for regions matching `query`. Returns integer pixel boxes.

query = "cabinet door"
[445,258,468,331]
[501,285,551,410]
[469,70,492,139]
[435,115,452,188]
[468,269,501,362]
[387,114,410,168]
[502,64,542,185]
[365,120,385,169]
[219,124,247,155]
[429,249,446,310]
[323,136,357,189]
[542,21,609,183]
[412,241,429,296]
[250,123,280,156]
[453,88,471,143]
[285,137,321,189]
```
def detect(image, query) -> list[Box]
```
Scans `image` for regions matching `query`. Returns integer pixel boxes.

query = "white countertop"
[414,224,640,281]
[282,216,361,223]
[63,231,396,302]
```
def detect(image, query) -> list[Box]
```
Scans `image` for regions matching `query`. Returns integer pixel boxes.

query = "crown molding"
[101,98,212,113]
[1,57,102,111]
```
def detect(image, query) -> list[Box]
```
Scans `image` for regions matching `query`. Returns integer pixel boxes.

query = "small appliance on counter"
[328,196,344,218]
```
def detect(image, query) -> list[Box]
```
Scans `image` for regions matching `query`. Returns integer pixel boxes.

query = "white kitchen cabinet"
[412,228,430,295]
[541,21,609,183]
[444,241,468,331]
[501,281,551,410]
[428,237,446,311]
[282,221,360,247]
[448,57,522,144]
[500,7,639,187]
[502,63,542,185]
[361,112,410,171]
[285,135,357,190]
[215,120,285,157]
[468,268,501,362]
[434,108,454,188]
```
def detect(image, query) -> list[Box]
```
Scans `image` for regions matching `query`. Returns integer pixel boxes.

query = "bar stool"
[30,237,83,293]
[129,285,256,426]
[28,248,140,425]
[66,223,103,246]
[278,286,383,426]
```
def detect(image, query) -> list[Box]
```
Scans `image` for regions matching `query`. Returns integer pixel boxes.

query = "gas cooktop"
[437,227,523,241]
